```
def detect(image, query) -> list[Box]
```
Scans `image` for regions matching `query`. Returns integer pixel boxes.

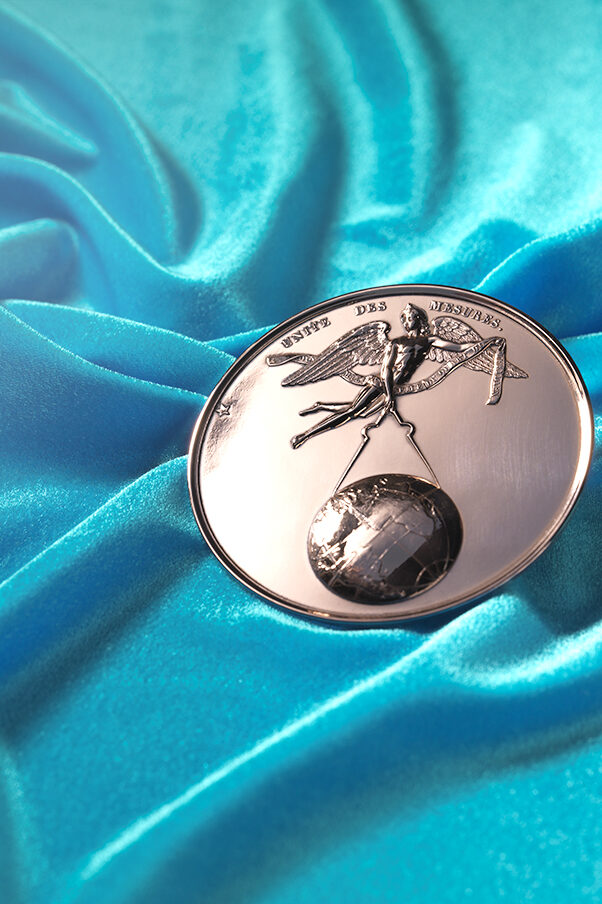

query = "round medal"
[188,285,593,624]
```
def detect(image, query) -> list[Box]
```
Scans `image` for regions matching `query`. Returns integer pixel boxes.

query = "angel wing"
[428,316,528,378]
[266,320,391,387]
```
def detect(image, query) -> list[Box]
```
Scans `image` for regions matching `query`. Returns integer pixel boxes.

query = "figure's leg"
[299,401,348,416]
[292,408,355,448]
[291,385,381,449]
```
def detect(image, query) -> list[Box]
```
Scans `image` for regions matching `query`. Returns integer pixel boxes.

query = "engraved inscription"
[430,299,501,330]
[354,301,387,316]
[281,317,331,349]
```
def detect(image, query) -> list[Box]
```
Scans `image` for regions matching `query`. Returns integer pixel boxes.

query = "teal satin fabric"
[1,1,601,901]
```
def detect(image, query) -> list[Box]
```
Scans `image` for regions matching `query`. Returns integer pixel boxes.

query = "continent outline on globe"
[307,474,463,604]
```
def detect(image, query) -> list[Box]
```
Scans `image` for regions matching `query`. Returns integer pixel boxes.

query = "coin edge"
[187,284,594,625]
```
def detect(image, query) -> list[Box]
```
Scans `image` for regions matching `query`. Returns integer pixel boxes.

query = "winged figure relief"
[266,303,527,488]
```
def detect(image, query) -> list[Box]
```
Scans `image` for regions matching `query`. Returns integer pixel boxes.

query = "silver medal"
[188,285,593,624]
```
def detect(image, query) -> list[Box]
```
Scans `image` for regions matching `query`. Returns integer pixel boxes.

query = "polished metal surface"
[188,285,593,624]
[307,474,463,604]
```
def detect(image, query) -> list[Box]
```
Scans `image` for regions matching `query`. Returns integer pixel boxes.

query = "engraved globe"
[308,474,463,604]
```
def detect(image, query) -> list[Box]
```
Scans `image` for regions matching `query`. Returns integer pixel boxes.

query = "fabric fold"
[1,0,601,902]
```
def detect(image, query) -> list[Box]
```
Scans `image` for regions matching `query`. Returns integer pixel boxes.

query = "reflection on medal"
[307,474,463,603]
[266,301,526,603]
[188,285,593,624]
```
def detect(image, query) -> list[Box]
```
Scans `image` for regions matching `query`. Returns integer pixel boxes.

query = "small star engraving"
[216,401,231,418]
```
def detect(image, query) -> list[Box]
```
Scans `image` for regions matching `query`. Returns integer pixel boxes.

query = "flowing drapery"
[0,1,601,901]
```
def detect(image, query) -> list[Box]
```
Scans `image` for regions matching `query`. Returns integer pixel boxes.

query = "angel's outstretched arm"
[430,335,505,354]
[432,334,506,351]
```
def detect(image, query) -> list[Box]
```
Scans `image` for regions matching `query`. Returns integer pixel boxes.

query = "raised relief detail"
[280,317,331,349]
[308,474,463,604]
[215,401,232,418]
[429,299,502,329]
[354,301,387,316]
[266,304,528,604]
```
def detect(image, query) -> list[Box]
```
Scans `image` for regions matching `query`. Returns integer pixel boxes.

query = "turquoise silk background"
[0,0,601,901]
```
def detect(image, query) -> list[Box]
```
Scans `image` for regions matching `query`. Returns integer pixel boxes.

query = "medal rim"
[187,283,594,625]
